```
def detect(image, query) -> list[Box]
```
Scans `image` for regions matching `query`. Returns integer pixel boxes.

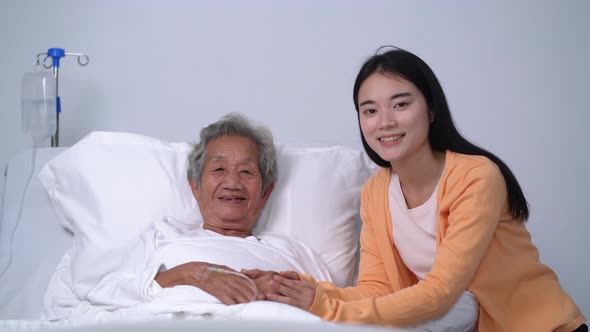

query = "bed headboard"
[0,147,71,319]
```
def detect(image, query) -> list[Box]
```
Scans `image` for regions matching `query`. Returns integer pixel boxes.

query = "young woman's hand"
[241,269,300,300]
[265,274,316,311]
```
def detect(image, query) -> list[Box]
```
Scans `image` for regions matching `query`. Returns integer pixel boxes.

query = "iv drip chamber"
[21,71,56,145]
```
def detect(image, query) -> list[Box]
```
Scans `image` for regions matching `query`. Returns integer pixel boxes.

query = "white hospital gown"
[44,216,332,319]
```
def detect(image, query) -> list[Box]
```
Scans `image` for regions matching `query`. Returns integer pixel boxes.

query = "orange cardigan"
[305,151,585,331]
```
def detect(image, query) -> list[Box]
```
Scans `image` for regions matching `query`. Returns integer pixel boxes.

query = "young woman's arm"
[310,159,506,326]
[306,206,397,301]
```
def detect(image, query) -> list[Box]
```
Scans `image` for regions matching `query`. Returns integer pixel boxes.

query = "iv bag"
[21,71,57,143]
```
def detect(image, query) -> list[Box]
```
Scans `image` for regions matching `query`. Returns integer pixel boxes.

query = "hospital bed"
[0,131,393,332]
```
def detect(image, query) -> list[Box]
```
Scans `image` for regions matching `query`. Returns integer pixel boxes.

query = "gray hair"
[187,113,277,191]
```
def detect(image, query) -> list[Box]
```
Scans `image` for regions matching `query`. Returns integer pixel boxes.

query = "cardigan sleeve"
[303,176,395,302]
[309,159,508,327]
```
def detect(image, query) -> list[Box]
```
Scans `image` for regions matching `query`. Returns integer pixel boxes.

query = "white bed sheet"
[0,319,394,332]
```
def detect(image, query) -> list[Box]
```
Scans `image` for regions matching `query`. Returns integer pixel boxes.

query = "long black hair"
[353,47,529,222]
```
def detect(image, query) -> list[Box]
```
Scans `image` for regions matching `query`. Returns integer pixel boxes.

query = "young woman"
[263,48,587,331]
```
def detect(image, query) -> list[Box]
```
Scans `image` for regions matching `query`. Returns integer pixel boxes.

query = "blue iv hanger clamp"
[35,48,90,147]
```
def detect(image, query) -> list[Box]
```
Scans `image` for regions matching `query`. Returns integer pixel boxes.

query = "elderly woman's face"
[190,135,272,237]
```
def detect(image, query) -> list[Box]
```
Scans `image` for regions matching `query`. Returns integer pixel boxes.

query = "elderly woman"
[75,113,331,309]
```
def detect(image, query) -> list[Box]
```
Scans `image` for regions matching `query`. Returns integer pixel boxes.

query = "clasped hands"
[154,262,316,309]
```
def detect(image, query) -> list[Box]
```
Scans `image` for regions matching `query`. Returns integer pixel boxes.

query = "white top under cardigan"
[389,171,438,280]
[388,170,479,332]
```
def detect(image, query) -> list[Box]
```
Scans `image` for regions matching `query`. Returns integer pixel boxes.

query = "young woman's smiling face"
[357,72,432,166]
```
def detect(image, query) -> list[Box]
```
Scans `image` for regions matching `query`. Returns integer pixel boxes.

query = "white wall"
[1,0,589,316]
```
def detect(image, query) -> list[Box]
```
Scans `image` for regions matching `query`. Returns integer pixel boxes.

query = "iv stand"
[35,48,89,147]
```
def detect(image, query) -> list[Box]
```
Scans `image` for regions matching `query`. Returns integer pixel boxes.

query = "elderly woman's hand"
[265,274,317,311]
[155,262,257,305]
[241,269,300,300]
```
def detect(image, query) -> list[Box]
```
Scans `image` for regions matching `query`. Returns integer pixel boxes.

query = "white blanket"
[33,217,333,329]
[1,297,321,331]
[2,215,476,332]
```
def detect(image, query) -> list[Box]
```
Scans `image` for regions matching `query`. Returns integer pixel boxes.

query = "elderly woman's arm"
[85,222,258,307]
[156,262,258,304]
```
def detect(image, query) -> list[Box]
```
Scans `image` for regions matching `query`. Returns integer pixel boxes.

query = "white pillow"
[39,131,374,289]
[257,143,374,286]
[38,132,202,296]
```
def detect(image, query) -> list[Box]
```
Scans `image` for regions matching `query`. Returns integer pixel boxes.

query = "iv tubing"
[0,145,40,280]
